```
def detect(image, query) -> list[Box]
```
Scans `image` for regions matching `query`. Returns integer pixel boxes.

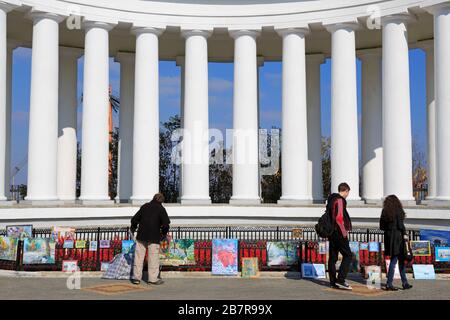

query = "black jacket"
[380,209,406,257]
[130,200,171,244]
[326,193,352,233]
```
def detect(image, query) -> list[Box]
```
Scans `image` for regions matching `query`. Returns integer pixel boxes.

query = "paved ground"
[0,274,449,300]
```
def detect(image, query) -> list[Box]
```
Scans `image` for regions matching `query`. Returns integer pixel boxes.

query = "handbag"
[403,239,413,262]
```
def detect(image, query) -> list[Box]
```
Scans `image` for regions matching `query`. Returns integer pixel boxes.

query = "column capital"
[229,29,261,40]
[324,22,360,33]
[181,29,213,39]
[381,13,417,27]
[415,39,434,52]
[422,1,450,16]
[83,20,116,32]
[26,10,65,23]
[131,26,164,36]
[0,0,19,13]
[176,55,185,67]
[60,46,83,59]
[275,27,309,38]
[356,47,382,59]
[115,51,135,64]
[306,53,325,65]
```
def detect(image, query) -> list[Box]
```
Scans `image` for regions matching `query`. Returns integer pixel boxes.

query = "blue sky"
[10,48,427,184]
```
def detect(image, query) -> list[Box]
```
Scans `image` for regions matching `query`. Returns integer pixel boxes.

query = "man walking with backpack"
[325,182,353,290]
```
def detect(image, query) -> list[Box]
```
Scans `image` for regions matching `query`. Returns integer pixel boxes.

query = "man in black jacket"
[327,182,353,290]
[130,193,171,285]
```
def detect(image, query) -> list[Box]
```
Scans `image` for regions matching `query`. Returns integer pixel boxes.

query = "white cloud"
[160,76,180,96]
[209,77,233,93]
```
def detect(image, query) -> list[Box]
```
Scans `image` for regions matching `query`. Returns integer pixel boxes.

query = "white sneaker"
[336,282,353,290]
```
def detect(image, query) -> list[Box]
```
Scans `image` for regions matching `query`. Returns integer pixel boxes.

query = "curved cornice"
[3,0,448,30]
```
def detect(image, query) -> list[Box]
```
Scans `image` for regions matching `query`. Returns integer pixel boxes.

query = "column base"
[399,200,418,207]
[129,199,151,206]
[115,199,131,204]
[425,199,450,208]
[20,200,65,206]
[180,199,212,205]
[345,199,366,206]
[0,200,17,207]
[277,199,313,206]
[363,199,383,206]
[77,199,115,206]
[229,198,261,205]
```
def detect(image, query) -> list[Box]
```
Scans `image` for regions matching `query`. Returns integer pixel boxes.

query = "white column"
[180,30,211,204]
[417,40,436,200]
[0,3,14,203]
[277,28,311,204]
[359,48,383,203]
[306,54,324,202]
[115,52,135,203]
[79,21,114,203]
[326,23,361,201]
[382,15,415,203]
[25,12,63,202]
[229,30,261,205]
[130,27,162,204]
[432,4,450,203]
[176,56,185,201]
[57,47,81,202]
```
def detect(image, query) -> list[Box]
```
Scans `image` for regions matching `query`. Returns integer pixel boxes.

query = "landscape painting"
[267,241,298,266]
[6,225,33,240]
[0,236,18,261]
[23,238,56,264]
[349,241,360,272]
[212,239,238,276]
[241,257,259,278]
[411,241,431,256]
[420,229,450,246]
[301,263,326,279]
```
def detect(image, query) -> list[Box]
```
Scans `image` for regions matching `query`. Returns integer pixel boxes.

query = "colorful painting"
[369,242,380,253]
[75,240,86,249]
[301,263,326,279]
[267,241,298,266]
[292,228,303,239]
[241,257,259,278]
[62,260,78,272]
[435,247,450,262]
[0,236,18,261]
[159,236,171,261]
[161,239,195,266]
[360,242,369,251]
[420,229,450,246]
[318,241,328,255]
[349,241,360,272]
[385,259,401,280]
[411,241,431,256]
[23,238,55,264]
[212,239,238,276]
[122,240,135,254]
[413,264,436,280]
[99,240,110,249]
[365,265,382,281]
[6,225,33,240]
[100,262,110,272]
[51,227,76,242]
[63,240,74,249]
[89,241,98,252]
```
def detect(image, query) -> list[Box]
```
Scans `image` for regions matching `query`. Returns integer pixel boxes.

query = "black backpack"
[315,209,334,238]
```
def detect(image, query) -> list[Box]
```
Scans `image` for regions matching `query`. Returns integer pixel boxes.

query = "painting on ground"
[0,236,18,261]
[6,225,33,240]
[435,247,450,262]
[420,229,450,246]
[301,263,326,279]
[121,240,135,255]
[167,239,195,266]
[23,238,56,264]
[385,259,401,280]
[413,264,436,280]
[62,260,78,272]
[212,239,238,276]
[241,257,259,278]
[365,265,382,281]
[410,241,431,256]
[349,241,360,272]
[267,241,298,266]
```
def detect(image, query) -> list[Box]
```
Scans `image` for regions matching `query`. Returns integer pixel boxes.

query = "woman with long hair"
[379,195,413,291]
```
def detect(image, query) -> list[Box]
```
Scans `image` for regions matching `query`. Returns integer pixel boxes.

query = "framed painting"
[419,229,450,246]
[267,241,298,266]
[62,260,78,272]
[99,240,111,249]
[6,225,33,240]
[121,240,135,254]
[63,240,74,249]
[23,238,56,264]
[89,241,98,252]
[301,263,326,279]
[368,242,379,253]
[75,240,86,249]
[241,257,259,278]
[410,241,431,257]
[0,236,18,261]
[212,239,238,276]
[435,246,450,262]
[412,264,435,280]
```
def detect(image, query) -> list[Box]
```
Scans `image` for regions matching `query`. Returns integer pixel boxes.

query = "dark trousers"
[386,255,408,287]
[328,231,352,284]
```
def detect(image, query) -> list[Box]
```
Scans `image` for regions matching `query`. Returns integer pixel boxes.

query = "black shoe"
[384,285,399,291]
[402,284,413,290]
[336,281,353,290]
[330,283,339,289]
[131,279,141,285]
[148,279,164,285]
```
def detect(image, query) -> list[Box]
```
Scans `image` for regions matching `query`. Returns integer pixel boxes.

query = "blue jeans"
[386,255,409,287]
